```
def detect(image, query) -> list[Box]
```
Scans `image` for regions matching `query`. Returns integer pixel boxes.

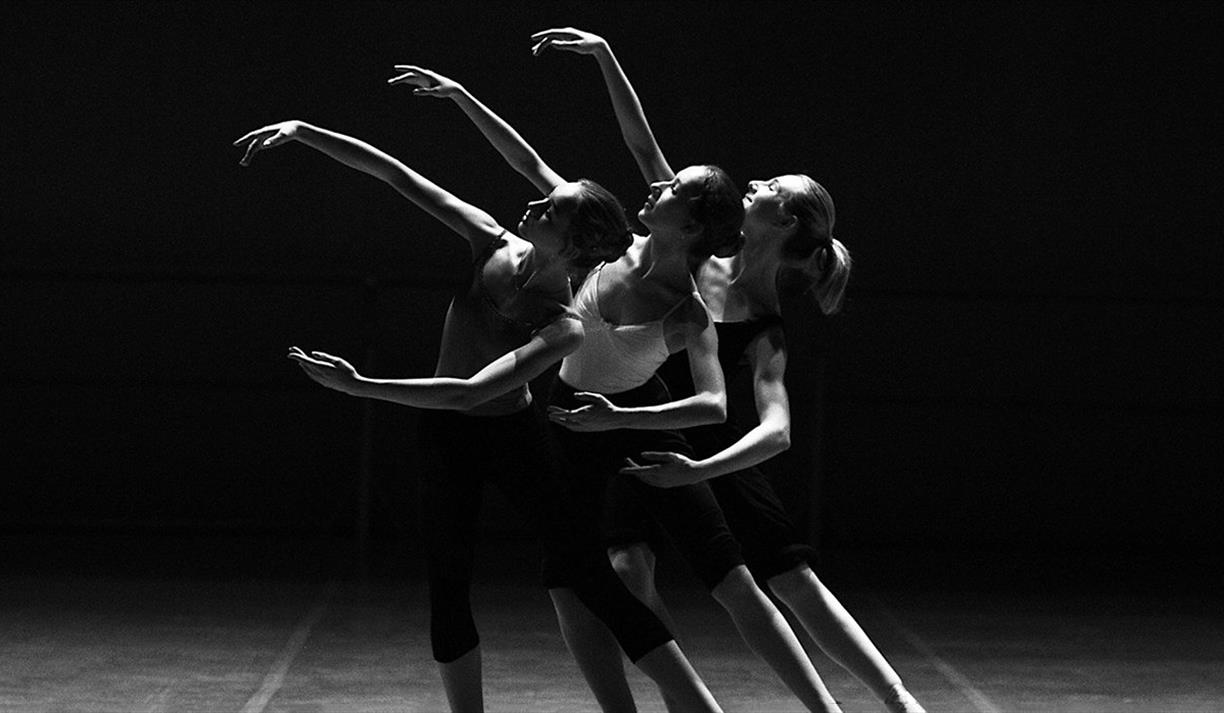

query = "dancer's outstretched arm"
[389,65,563,195]
[287,313,581,411]
[235,120,504,256]
[532,27,674,184]
[626,326,794,487]
[548,299,726,432]
[235,120,580,410]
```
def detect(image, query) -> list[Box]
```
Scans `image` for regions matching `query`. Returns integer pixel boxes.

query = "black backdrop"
[3,1,1220,555]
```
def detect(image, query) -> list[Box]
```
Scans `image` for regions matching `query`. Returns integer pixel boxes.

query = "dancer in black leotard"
[532,27,927,713]
[235,82,722,711]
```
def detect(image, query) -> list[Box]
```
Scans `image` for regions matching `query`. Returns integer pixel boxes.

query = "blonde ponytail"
[812,237,851,314]
[779,176,851,313]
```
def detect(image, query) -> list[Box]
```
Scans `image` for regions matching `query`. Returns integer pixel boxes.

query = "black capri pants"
[613,420,817,582]
[416,405,672,664]
[548,376,744,591]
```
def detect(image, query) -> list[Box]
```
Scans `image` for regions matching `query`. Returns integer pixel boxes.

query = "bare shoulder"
[498,231,534,261]
[672,289,713,334]
[465,221,512,260]
[480,231,536,282]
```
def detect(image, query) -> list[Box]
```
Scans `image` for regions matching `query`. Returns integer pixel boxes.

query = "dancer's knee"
[608,542,657,602]
[710,564,759,607]
[767,563,814,604]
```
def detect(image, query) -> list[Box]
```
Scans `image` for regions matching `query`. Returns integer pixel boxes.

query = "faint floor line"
[871,594,1003,713]
[240,580,338,713]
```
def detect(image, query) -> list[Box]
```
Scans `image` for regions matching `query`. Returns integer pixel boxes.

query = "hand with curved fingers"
[546,392,623,432]
[233,120,303,167]
[530,27,608,57]
[388,65,464,99]
[621,451,707,488]
[287,346,361,395]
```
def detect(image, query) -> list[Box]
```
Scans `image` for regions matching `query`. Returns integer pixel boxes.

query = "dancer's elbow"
[696,394,727,425]
[765,426,791,454]
[451,386,494,412]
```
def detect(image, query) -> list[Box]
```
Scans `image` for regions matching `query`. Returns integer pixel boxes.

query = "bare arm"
[389,66,564,195]
[626,326,793,487]
[531,28,674,184]
[289,317,583,412]
[235,120,503,254]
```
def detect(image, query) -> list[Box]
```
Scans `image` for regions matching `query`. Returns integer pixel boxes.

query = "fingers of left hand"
[233,127,267,146]
[529,28,574,41]
[239,138,263,166]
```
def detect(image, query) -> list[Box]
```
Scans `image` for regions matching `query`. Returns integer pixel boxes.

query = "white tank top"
[559,263,696,394]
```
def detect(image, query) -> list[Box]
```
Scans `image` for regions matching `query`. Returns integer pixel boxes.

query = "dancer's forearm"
[691,420,791,481]
[448,87,565,194]
[589,42,674,182]
[236,120,501,245]
[389,65,563,194]
[530,27,672,182]
[335,319,581,411]
[289,122,407,188]
[347,376,488,411]
[608,392,726,431]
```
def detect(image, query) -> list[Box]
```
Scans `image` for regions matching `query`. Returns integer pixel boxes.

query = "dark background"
[3,1,1220,565]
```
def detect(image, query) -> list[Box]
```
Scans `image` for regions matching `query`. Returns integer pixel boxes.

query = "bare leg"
[609,543,684,712]
[609,543,682,635]
[711,565,842,713]
[633,641,723,713]
[437,646,484,713]
[769,565,925,713]
[550,588,639,713]
[550,588,724,713]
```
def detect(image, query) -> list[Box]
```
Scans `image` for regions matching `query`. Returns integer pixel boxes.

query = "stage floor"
[1,534,1219,712]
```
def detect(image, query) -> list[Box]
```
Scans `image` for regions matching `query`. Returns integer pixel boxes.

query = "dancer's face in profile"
[638,165,708,234]
[742,175,804,236]
[518,181,583,253]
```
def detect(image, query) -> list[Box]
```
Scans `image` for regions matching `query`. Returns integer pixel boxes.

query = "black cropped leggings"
[548,376,745,591]
[616,421,818,582]
[415,406,672,664]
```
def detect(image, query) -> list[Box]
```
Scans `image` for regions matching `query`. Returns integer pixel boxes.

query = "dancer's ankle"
[883,683,925,713]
